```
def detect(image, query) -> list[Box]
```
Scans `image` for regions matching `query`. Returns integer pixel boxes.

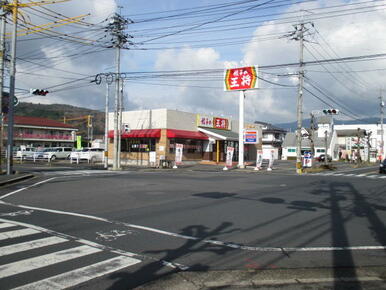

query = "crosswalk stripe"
[0,229,40,241]
[379,176,386,179]
[14,255,141,290]
[0,245,101,279]
[366,175,378,178]
[0,223,16,229]
[0,236,68,256]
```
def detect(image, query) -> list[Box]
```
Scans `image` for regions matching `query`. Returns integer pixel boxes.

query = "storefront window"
[121,138,156,152]
[169,139,203,154]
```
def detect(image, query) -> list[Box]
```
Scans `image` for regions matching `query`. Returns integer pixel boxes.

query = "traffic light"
[30,89,49,96]
[322,109,339,115]
[122,123,130,133]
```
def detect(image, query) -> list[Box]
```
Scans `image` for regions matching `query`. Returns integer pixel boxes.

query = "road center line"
[0,202,384,253]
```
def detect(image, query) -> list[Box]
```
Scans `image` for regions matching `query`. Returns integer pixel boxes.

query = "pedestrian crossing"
[0,220,142,289]
[311,172,386,180]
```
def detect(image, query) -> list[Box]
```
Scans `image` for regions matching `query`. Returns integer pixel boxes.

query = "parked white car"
[70,148,104,163]
[13,146,36,159]
[32,147,73,161]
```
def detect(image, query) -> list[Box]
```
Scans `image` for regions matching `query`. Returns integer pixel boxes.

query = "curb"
[0,174,35,186]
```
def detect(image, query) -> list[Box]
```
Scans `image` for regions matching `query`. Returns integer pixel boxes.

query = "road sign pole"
[238,90,245,168]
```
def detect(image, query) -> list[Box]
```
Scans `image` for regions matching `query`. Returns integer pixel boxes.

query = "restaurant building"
[108,109,262,166]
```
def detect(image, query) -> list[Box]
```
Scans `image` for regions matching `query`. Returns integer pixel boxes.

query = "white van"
[70,148,104,163]
[40,147,74,161]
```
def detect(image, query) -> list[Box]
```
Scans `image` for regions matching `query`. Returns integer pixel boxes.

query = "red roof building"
[3,115,77,148]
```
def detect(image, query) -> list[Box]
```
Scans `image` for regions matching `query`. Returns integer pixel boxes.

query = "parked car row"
[13,146,105,163]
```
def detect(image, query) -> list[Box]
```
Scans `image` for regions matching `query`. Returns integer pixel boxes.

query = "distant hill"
[275,117,381,132]
[15,102,105,138]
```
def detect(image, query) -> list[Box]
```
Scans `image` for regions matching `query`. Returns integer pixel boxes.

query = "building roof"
[282,132,332,148]
[335,128,367,137]
[7,116,75,129]
[198,127,239,141]
[254,121,287,133]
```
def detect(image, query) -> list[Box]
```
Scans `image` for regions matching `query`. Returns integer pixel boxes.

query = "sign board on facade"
[225,146,234,168]
[244,130,258,144]
[197,115,231,130]
[197,115,213,128]
[224,66,258,91]
[175,143,183,165]
[213,117,229,130]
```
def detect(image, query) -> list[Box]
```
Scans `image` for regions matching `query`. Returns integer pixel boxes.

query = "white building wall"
[335,124,386,160]
[167,110,197,131]
[109,109,168,130]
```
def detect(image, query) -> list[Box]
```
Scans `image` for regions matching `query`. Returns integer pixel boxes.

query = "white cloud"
[14,0,386,125]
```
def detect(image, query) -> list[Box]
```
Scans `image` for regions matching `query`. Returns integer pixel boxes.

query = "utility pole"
[309,112,316,164]
[357,128,361,164]
[288,22,313,174]
[324,130,328,166]
[104,81,110,169]
[107,13,129,171]
[296,23,305,174]
[380,90,384,161]
[366,131,372,162]
[0,1,8,173]
[117,78,123,167]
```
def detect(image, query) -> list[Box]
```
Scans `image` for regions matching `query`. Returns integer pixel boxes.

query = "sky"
[9,0,386,124]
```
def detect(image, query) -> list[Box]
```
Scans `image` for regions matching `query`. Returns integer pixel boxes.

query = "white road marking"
[367,175,378,178]
[0,245,101,279]
[0,222,16,229]
[0,228,40,241]
[379,175,386,179]
[0,178,56,200]
[0,203,384,255]
[14,256,140,290]
[0,236,68,256]
[42,170,130,176]
[0,218,186,270]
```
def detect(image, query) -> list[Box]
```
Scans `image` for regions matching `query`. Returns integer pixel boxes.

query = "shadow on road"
[106,222,238,289]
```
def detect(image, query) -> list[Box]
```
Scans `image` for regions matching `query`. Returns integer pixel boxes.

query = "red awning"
[167,129,208,140]
[108,129,161,138]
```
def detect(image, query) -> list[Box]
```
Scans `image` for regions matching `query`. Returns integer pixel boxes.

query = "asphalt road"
[0,164,385,289]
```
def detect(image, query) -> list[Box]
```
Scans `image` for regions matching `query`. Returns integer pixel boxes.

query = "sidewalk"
[0,171,34,186]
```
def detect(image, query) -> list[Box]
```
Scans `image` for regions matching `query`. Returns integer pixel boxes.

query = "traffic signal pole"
[0,4,7,172]
[6,0,18,175]
[380,90,384,160]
